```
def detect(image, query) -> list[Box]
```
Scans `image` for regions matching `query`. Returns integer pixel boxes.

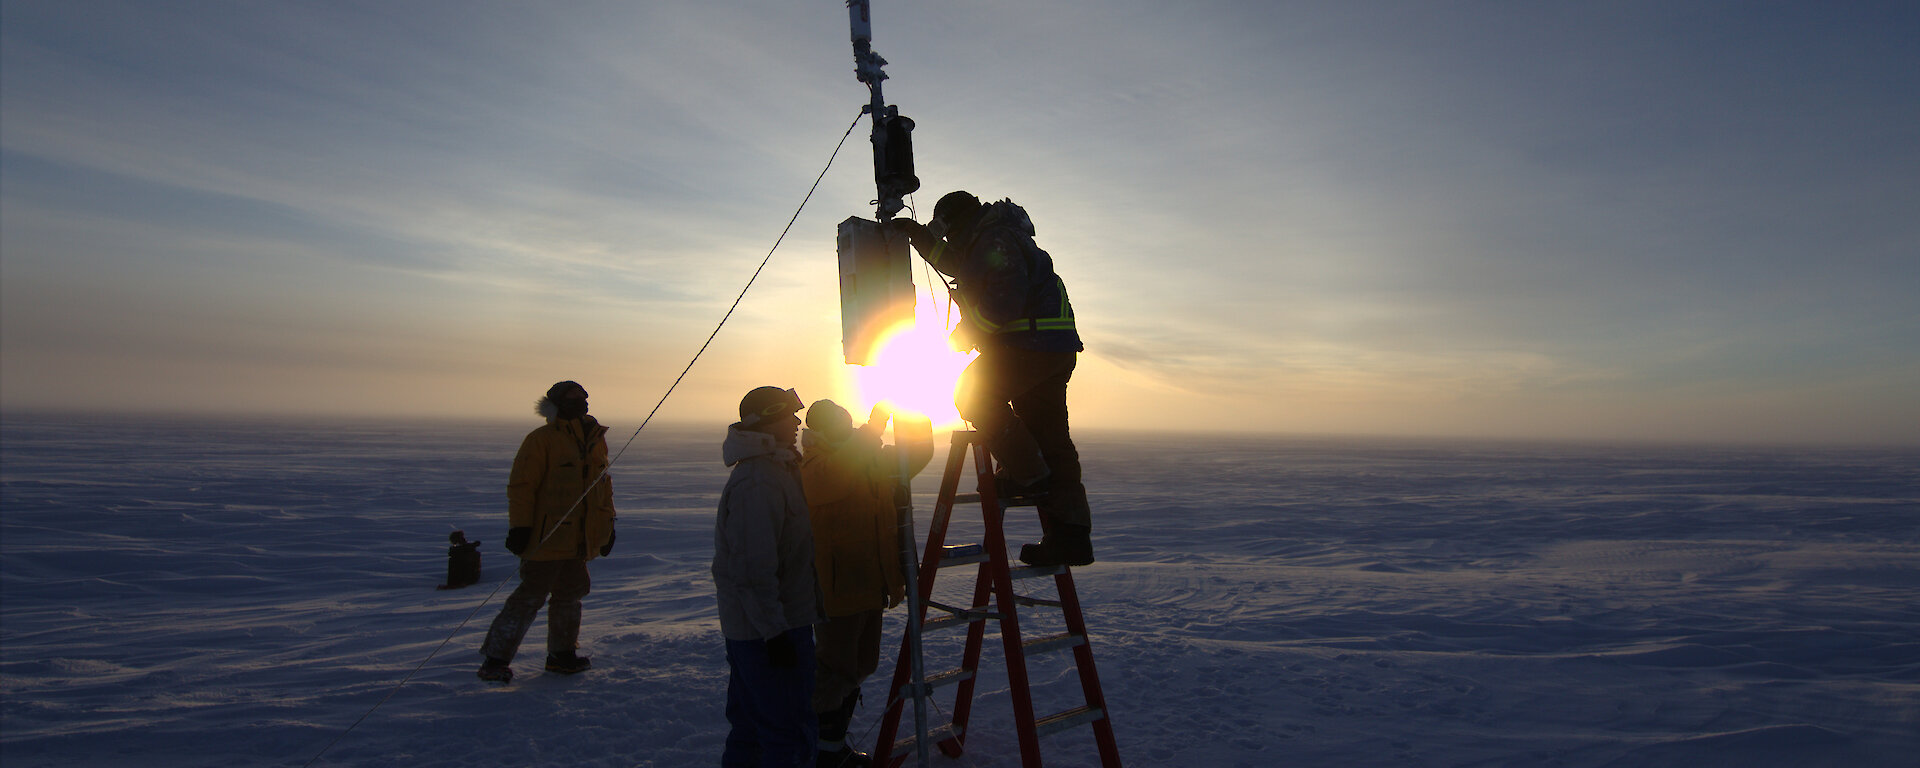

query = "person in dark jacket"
[892,191,1094,566]
[800,400,932,767]
[476,380,617,683]
[714,386,820,768]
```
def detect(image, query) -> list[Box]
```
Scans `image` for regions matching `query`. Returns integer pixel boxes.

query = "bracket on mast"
[849,0,888,89]
[849,0,918,221]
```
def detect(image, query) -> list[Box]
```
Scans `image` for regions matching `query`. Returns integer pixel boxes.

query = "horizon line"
[3,406,1914,452]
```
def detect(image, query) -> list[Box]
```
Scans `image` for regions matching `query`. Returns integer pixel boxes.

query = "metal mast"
[848,4,932,764]
[849,0,918,221]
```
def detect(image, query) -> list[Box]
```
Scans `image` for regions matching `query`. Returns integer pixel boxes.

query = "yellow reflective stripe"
[988,277,1075,334]
[993,318,1076,334]
[954,293,1004,334]
[958,277,1077,335]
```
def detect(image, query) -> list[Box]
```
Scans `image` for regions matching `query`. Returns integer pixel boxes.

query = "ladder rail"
[939,557,994,758]
[973,437,1046,767]
[872,434,969,766]
[1057,567,1123,766]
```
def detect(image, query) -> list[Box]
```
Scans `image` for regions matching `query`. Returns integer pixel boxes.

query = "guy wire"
[300,108,868,768]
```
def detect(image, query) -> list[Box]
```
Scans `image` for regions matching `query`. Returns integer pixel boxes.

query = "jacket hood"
[800,428,841,456]
[724,423,794,467]
[535,397,603,428]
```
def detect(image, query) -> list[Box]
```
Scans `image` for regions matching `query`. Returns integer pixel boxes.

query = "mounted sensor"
[837,216,916,365]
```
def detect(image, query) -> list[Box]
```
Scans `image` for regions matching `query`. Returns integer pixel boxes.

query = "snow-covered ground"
[2,414,1916,767]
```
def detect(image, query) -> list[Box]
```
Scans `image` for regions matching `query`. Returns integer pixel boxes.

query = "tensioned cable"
[601,108,865,467]
[301,108,867,768]
[903,196,961,337]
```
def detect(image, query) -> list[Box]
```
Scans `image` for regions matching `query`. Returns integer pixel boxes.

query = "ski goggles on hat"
[740,387,804,426]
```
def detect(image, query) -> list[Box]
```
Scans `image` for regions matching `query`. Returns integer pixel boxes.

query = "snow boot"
[476,656,513,683]
[815,690,870,767]
[544,652,592,675]
[815,745,873,768]
[1019,523,1094,567]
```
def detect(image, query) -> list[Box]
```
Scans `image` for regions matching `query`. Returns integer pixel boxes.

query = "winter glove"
[599,528,615,557]
[888,217,925,238]
[765,632,798,669]
[888,218,932,252]
[504,526,532,555]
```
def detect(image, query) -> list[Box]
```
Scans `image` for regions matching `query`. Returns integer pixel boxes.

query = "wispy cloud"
[4,1,1915,442]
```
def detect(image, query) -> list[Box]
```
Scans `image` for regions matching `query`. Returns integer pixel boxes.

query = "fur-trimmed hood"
[723,423,796,468]
[534,396,595,425]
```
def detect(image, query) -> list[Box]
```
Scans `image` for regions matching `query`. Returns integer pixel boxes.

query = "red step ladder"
[873,430,1122,767]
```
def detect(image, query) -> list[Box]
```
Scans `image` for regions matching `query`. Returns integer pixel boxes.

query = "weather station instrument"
[835,0,919,368]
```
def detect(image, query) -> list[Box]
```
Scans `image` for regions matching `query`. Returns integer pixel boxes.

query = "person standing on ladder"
[714,386,821,768]
[799,400,933,767]
[477,380,617,683]
[891,191,1093,567]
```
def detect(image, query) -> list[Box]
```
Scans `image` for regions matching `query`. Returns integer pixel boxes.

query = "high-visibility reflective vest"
[953,275,1076,336]
[926,202,1079,346]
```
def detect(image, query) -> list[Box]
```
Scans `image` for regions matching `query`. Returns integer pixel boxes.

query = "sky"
[3,0,1916,445]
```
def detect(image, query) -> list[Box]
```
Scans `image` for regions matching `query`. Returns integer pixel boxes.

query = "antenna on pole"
[837,0,919,367]
[849,0,918,221]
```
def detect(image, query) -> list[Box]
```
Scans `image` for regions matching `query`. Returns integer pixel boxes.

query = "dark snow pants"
[813,608,883,750]
[812,608,882,714]
[955,346,1090,527]
[480,558,590,661]
[723,626,818,768]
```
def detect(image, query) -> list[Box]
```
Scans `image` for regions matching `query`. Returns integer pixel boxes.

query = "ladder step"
[1034,705,1106,739]
[1014,594,1063,609]
[892,666,976,701]
[1009,564,1067,581]
[921,602,1003,632]
[937,543,987,567]
[934,552,1062,579]
[1022,631,1086,657]
[923,666,974,691]
[892,723,961,758]
[920,615,973,632]
[925,599,999,620]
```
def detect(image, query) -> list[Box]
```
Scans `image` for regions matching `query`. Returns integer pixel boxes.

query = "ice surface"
[2,414,1916,767]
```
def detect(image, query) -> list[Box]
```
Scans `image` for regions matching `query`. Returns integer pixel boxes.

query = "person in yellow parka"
[476,380,617,683]
[800,400,932,767]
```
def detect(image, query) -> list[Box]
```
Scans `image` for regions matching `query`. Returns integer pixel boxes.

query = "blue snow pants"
[722,626,818,768]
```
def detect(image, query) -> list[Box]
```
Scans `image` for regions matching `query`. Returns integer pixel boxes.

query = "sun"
[836,302,975,431]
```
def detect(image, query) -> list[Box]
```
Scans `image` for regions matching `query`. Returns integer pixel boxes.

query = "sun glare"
[835,304,975,431]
